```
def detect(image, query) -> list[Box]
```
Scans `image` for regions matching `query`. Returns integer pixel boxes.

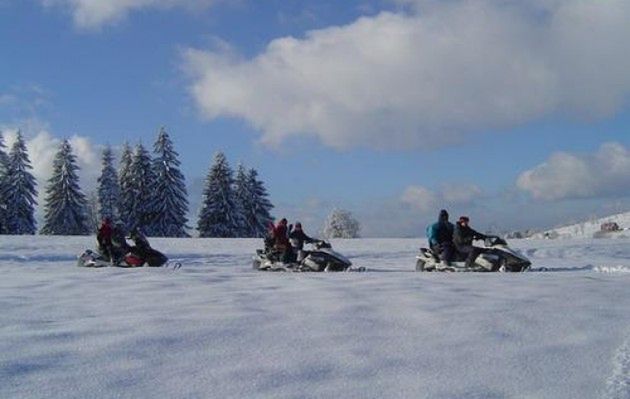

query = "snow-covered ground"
[532,211,630,240]
[1,236,629,399]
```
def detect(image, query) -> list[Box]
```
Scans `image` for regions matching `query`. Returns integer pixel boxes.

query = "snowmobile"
[77,237,168,268]
[252,241,352,272]
[415,236,531,272]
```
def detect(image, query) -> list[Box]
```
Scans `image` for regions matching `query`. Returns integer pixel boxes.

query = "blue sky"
[1,0,630,237]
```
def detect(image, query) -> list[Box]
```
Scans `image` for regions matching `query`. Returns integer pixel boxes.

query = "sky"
[1,0,630,237]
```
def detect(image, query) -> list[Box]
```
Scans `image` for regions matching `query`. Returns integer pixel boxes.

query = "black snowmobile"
[78,231,168,268]
[415,236,531,272]
[253,241,352,272]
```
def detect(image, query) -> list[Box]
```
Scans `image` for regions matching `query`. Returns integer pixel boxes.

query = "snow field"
[0,236,629,398]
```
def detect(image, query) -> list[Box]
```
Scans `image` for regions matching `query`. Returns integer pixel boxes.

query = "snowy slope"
[532,211,630,240]
[0,236,629,399]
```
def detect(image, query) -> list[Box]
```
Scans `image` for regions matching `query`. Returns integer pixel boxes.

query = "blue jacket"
[426,210,454,246]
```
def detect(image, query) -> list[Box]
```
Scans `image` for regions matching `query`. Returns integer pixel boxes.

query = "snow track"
[605,336,630,399]
[0,236,629,398]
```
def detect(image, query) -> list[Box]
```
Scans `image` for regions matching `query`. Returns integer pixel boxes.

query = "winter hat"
[439,209,449,221]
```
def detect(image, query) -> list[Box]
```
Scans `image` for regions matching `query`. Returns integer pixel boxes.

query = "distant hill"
[529,211,630,240]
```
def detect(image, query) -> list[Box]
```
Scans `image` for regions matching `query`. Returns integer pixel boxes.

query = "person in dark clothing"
[97,217,114,260]
[110,222,131,265]
[264,221,275,252]
[289,222,319,262]
[129,227,150,255]
[128,227,168,266]
[289,222,318,251]
[426,209,455,266]
[273,218,293,263]
[453,216,488,268]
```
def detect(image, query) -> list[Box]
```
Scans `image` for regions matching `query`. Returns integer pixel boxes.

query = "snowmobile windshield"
[485,236,507,247]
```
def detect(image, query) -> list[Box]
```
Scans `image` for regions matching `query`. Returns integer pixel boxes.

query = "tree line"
[0,128,274,237]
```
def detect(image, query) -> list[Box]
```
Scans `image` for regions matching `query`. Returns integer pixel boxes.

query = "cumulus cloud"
[517,142,630,201]
[184,0,630,150]
[42,0,218,28]
[2,126,101,196]
[401,183,482,211]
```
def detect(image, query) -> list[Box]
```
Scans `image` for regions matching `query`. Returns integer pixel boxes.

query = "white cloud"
[185,0,630,150]
[401,186,438,212]
[2,126,101,196]
[401,183,482,212]
[42,0,218,28]
[517,142,630,201]
[441,183,483,205]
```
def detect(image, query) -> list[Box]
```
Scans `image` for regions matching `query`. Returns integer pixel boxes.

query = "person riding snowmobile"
[453,216,488,268]
[129,227,150,254]
[289,222,319,262]
[110,222,131,265]
[96,217,113,261]
[272,218,293,263]
[289,222,318,251]
[426,209,455,266]
[127,227,168,267]
[264,221,275,251]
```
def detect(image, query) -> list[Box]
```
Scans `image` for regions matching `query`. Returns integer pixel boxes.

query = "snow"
[533,211,630,240]
[0,236,629,398]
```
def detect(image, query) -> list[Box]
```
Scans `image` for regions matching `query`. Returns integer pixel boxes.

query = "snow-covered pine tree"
[97,145,120,222]
[233,163,253,237]
[85,190,100,233]
[40,139,89,235]
[247,168,274,237]
[197,152,242,237]
[118,142,134,230]
[1,132,37,234]
[0,131,10,233]
[322,208,361,239]
[149,127,189,237]
[128,143,155,233]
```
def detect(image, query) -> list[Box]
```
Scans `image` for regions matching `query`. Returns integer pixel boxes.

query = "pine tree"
[1,132,37,234]
[118,142,134,230]
[40,139,89,235]
[197,152,242,237]
[233,163,253,237]
[247,168,274,237]
[85,190,100,233]
[97,145,120,222]
[0,131,10,234]
[322,208,361,239]
[149,127,189,237]
[128,143,155,232]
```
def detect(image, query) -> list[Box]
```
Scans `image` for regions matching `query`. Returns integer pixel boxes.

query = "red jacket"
[97,223,113,245]
[273,224,290,249]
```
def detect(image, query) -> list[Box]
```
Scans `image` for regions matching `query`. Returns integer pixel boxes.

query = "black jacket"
[453,222,486,248]
[289,229,317,250]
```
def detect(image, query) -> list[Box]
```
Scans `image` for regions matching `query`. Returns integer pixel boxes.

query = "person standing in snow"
[453,216,488,268]
[426,209,455,266]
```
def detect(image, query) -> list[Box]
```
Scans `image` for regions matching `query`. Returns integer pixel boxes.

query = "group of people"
[426,209,488,268]
[266,218,320,263]
[96,218,151,266]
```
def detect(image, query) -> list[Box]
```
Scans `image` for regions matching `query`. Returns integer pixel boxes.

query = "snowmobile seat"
[124,253,145,267]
